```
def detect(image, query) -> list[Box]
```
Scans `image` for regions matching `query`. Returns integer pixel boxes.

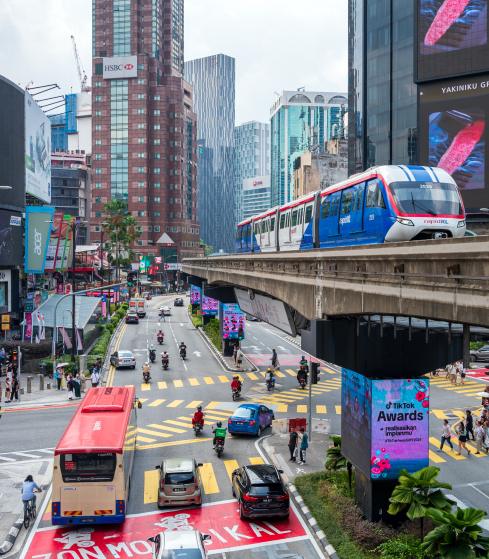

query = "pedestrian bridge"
[182,236,489,329]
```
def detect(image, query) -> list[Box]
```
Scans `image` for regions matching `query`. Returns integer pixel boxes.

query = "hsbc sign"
[103,56,138,79]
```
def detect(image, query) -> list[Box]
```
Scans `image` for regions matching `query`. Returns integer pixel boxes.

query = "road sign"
[163,263,182,271]
[1,315,9,323]
[24,300,34,312]
[1,323,9,330]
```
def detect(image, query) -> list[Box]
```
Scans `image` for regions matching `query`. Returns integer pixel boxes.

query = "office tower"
[242,176,271,221]
[270,90,347,207]
[91,0,203,265]
[184,54,235,254]
[348,1,417,176]
[234,121,270,224]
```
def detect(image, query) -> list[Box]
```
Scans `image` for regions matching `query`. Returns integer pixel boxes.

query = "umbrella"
[57,362,70,367]
[476,392,489,397]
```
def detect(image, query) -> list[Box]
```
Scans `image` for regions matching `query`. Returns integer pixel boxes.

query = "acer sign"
[103,56,138,79]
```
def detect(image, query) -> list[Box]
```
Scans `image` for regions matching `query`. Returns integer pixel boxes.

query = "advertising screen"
[419,74,489,213]
[0,210,23,267]
[220,303,245,339]
[417,0,489,82]
[45,211,64,271]
[25,91,51,203]
[202,295,218,316]
[190,285,201,305]
[25,207,54,274]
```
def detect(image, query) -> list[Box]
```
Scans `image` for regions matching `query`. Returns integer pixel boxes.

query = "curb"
[288,483,339,559]
[284,335,301,348]
[0,515,23,556]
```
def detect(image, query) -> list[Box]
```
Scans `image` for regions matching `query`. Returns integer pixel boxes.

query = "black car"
[174,298,184,307]
[126,312,139,324]
[232,464,289,520]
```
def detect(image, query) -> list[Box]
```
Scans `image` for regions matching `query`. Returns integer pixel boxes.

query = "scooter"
[193,422,203,436]
[149,350,156,363]
[266,377,275,391]
[162,356,169,370]
[143,369,151,383]
[298,376,307,390]
[180,347,186,360]
[157,334,164,345]
[214,437,225,458]
[232,386,241,401]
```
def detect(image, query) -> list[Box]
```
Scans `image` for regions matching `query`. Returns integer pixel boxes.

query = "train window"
[341,193,353,215]
[286,213,290,227]
[366,181,387,209]
[305,205,313,224]
[298,207,304,224]
[280,214,286,229]
[352,191,357,212]
[254,222,260,235]
[236,228,242,240]
[270,217,275,231]
[321,199,331,219]
[357,188,364,211]
[291,210,298,227]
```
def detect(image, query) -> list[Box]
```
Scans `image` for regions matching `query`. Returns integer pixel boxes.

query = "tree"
[200,238,213,256]
[388,466,456,539]
[101,200,142,282]
[422,507,489,559]
[324,435,353,490]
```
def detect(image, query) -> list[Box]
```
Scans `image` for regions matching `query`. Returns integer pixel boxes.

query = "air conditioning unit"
[81,150,85,154]
[75,150,80,154]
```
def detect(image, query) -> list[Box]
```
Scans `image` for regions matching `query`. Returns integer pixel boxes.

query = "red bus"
[52,386,137,525]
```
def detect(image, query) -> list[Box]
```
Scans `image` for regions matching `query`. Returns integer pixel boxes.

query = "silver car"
[156,458,203,508]
[148,531,211,559]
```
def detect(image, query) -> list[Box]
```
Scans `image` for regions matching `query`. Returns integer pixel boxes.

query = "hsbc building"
[103,56,138,79]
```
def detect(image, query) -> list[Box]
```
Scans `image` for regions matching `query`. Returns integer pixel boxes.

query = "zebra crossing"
[429,376,487,399]
[0,448,55,463]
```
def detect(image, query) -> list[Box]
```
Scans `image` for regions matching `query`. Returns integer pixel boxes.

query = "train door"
[290,206,303,246]
[280,210,292,248]
[364,178,388,242]
[318,196,331,247]
[339,187,355,244]
[270,214,277,250]
[245,223,251,252]
[352,183,365,234]
[235,226,242,253]
[301,202,315,248]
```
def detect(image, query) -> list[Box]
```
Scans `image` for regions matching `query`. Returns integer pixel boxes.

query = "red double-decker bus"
[52,386,137,525]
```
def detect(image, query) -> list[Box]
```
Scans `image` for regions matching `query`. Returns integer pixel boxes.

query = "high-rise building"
[91,0,203,265]
[50,92,93,154]
[234,121,270,224]
[270,90,347,207]
[242,175,271,221]
[184,54,235,254]
[348,1,417,176]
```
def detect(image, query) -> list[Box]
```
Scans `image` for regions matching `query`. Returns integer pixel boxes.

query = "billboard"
[419,73,489,213]
[103,56,138,79]
[219,303,245,340]
[0,210,22,267]
[25,207,54,274]
[416,0,489,82]
[342,369,430,480]
[44,211,64,271]
[25,91,51,203]
[191,285,201,305]
[55,215,70,271]
[202,295,218,316]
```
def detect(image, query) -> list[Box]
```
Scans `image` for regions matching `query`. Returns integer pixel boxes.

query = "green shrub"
[122,303,129,310]
[192,315,203,328]
[204,318,221,351]
[99,324,106,332]
[111,316,119,328]
[40,359,54,374]
[107,323,114,334]
[110,304,116,313]
[375,534,429,559]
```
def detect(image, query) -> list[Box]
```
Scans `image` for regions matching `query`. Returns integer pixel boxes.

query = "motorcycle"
[162,356,169,370]
[214,437,225,458]
[193,422,203,436]
[143,369,150,383]
[298,376,307,389]
[266,377,275,391]
[232,387,241,401]
[157,334,164,345]
[149,351,156,363]
[180,347,186,360]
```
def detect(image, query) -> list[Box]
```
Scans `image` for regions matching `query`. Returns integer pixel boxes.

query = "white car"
[148,530,211,559]
[160,306,171,316]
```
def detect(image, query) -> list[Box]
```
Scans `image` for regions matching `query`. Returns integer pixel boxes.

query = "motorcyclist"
[142,361,152,380]
[300,356,309,372]
[212,421,227,449]
[192,405,204,428]
[162,351,169,366]
[149,345,156,361]
[297,367,308,386]
[265,367,276,387]
[179,342,187,357]
[157,330,164,342]
[231,375,241,394]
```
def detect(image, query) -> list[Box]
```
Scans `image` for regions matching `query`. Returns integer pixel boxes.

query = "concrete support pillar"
[463,324,470,369]
[27,375,33,394]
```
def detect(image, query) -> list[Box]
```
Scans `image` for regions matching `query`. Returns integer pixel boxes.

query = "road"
[7,294,489,558]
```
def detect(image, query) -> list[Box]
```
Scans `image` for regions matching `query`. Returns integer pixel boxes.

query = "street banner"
[55,215,70,271]
[58,327,72,349]
[101,295,107,317]
[25,313,32,339]
[76,327,82,351]
[25,206,54,273]
[45,211,64,271]
[63,217,76,271]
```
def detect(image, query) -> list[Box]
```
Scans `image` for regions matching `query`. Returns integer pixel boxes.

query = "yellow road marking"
[432,410,447,419]
[139,398,149,403]
[138,428,173,439]
[186,401,203,408]
[273,370,286,378]
[205,401,220,410]
[144,470,159,503]
[316,405,327,414]
[148,399,166,407]
[452,411,466,420]
[249,457,265,465]
[429,437,465,459]
[137,435,157,443]
[335,405,341,414]
[173,380,183,388]
[203,414,229,421]
[224,460,239,480]
[148,424,187,434]
[259,372,266,377]
[297,405,307,413]
[204,377,215,385]
[219,376,228,383]
[125,384,134,387]
[199,463,219,494]
[247,373,258,380]
[137,438,212,450]
[429,450,446,463]
[141,384,151,391]
[286,369,297,376]
[204,410,230,417]
[158,381,167,389]
[277,404,288,412]
[237,375,244,381]
[163,420,193,428]
[167,400,184,408]
[189,379,199,386]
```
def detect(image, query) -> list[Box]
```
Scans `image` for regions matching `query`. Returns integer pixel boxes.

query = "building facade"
[91,0,203,262]
[270,90,347,208]
[234,121,270,224]
[348,0,417,176]
[242,175,271,221]
[184,54,235,254]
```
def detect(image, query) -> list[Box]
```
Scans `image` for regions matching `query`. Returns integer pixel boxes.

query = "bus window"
[270,217,275,231]
[341,193,353,215]
[280,214,286,229]
[357,188,364,210]
[292,210,298,227]
[366,181,386,209]
[321,199,331,219]
[298,207,304,224]
[61,453,116,482]
[352,191,357,212]
[305,205,313,224]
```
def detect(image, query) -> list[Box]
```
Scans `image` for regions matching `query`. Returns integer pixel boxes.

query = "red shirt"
[194,411,204,422]
[231,380,240,390]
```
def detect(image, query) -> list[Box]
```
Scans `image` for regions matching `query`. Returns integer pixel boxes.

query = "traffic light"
[128,272,134,287]
[311,362,319,385]
[238,325,244,340]
[55,342,64,359]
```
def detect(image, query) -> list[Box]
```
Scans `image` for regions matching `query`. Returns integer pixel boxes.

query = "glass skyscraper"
[270,91,347,207]
[235,121,270,224]
[348,0,417,175]
[184,54,236,254]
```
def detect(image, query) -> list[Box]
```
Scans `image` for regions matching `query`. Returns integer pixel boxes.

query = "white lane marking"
[0,456,16,462]
[10,452,42,459]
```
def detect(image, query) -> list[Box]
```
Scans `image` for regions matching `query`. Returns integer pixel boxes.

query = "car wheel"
[256,426,262,438]
[239,503,246,521]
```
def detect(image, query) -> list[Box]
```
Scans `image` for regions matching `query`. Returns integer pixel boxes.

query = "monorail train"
[235,165,466,253]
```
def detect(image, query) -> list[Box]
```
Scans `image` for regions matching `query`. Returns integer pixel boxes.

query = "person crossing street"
[437,419,453,452]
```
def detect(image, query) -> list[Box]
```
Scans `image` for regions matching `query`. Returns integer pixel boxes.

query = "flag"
[76,327,83,351]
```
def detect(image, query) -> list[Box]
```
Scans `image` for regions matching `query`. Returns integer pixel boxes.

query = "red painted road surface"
[25,501,307,558]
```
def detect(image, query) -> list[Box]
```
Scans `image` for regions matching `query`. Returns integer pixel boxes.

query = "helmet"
[216,421,222,427]
[145,361,149,365]
[197,406,202,411]
[267,367,271,372]
[181,342,184,345]
[159,330,162,333]
[302,356,305,360]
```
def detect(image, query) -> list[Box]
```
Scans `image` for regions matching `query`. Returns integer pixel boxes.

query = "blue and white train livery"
[235,165,466,253]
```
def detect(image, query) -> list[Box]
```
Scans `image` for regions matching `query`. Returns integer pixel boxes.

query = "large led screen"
[190,285,201,305]
[417,0,489,82]
[201,295,218,316]
[219,303,245,339]
[0,210,23,267]
[419,74,489,213]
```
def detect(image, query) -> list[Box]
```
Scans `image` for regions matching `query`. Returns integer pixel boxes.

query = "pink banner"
[58,327,72,349]
[76,327,82,351]
[25,313,32,339]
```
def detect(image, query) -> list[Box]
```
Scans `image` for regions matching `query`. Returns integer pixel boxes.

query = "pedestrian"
[288,426,298,462]
[74,373,81,399]
[482,385,489,406]
[460,363,466,385]
[481,409,488,425]
[437,419,453,452]
[11,375,18,401]
[298,427,309,464]
[4,378,10,403]
[55,366,62,390]
[233,345,238,365]
[91,368,100,388]
[271,349,277,372]
[67,375,74,401]
[444,364,450,380]
[484,421,489,453]
[0,347,5,371]
[475,420,487,454]
[454,421,471,456]
[237,351,243,369]
[466,410,475,441]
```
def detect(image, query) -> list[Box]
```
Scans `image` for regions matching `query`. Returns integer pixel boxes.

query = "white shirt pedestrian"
[91,370,100,387]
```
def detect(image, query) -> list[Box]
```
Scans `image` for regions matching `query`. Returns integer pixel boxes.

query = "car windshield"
[250,483,284,495]
[233,407,256,419]
[160,550,203,559]
[387,181,463,216]
[165,472,195,485]
[119,351,132,358]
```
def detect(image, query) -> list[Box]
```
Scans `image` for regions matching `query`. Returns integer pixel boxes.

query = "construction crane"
[71,35,91,92]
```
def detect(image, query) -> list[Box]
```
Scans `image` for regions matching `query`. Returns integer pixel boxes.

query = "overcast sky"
[0,0,347,125]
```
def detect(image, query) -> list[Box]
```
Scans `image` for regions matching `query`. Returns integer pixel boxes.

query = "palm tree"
[422,507,489,559]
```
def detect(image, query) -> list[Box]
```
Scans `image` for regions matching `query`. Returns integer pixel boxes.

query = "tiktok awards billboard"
[342,369,429,480]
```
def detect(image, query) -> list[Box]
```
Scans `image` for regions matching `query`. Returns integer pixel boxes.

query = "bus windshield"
[387,182,463,216]
[61,452,116,482]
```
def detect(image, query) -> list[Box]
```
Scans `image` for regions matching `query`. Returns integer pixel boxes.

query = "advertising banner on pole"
[63,217,76,270]
[55,215,70,271]
[59,327,72,349]
[201,295,218,315]
[190,285,201,304]
[25,313,32,339]
[219,302,245,340]
[24,206,54,273]
[45,211,64,271]
[76,327,82,351]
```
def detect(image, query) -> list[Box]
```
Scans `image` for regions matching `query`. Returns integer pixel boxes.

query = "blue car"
[228,404,275,437]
